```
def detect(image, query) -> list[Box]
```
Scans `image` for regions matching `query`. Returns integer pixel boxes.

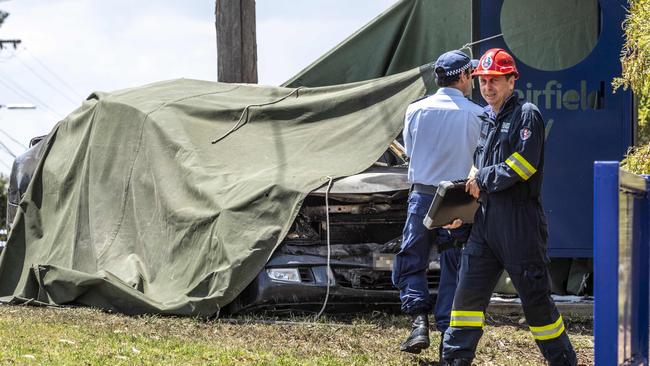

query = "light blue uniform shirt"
[403,87,484,186]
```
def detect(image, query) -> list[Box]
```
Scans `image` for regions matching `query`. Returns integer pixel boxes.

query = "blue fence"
[594,162,650,365]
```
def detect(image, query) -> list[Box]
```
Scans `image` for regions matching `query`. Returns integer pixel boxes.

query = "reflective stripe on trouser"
[530,316,565,341]
[450,310,484,328]
[442,202,577,366]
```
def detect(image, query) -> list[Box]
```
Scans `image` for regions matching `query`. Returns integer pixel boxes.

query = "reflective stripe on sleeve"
[529,316,565,341]
[450,310,485,328]
[505,151,537,180]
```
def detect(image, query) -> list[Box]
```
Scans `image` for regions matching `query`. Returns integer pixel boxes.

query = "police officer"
[392,50,483,355]
[441,49,578,366]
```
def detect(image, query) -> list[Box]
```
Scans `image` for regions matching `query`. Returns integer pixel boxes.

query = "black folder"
[422,179,480,229]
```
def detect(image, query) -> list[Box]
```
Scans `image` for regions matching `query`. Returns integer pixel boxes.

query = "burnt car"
[7,139,443,314]
[224,145,443,314]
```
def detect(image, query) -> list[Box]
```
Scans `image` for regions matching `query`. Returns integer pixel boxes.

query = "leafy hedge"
[622,144,650,175]
[616,0,650,174]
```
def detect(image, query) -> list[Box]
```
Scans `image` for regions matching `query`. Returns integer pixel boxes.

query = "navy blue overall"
[392,191,468,332]
[442,96,577,365]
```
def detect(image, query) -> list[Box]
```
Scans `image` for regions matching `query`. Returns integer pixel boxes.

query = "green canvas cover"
[284,0,471,88]
[0,66,432,316]
[284,0,597,87]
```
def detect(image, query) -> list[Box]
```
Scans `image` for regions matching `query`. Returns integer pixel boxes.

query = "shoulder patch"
[520,127,532,141]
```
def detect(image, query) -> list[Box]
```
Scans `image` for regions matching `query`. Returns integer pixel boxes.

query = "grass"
[0,305,593,365]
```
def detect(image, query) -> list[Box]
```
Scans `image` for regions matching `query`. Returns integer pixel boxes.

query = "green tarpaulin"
[284,0,471,88]
[284,0,598,87]
[0,66,432,316]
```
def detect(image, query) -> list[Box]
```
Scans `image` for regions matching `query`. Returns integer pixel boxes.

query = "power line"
[0,76,38,111]
[21,46,84,99]
[0,155,11,170]
[0,72,63,118]
[0,75,61,119]
[0,128,27,149]
[0,138,16,158]
[0,80,32,107]
[0,49,16,63]
[15,55,79,106]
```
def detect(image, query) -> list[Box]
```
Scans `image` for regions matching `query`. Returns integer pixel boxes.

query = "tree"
[616,0,650,173]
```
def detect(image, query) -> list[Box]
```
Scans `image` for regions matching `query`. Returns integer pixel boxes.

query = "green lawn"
[0,305,593,365]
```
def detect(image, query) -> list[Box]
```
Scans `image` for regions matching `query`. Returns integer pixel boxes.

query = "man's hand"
[442,218,463,229]
[466,177,480,199]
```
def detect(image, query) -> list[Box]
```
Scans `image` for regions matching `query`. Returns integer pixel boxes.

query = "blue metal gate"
[594,161,650,365]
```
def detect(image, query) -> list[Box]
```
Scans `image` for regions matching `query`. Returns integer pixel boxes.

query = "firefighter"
[441,49,578,366]
[392,50,483,356]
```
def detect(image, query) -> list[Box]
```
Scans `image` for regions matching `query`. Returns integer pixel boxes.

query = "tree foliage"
[617,0,650,173]
[613,0,650,98]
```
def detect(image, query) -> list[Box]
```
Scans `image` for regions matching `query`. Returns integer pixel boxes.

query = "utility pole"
[215,0,258,83]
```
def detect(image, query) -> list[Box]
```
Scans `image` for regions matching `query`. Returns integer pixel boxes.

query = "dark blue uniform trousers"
[392,192,464,332]
[442,199,577,365]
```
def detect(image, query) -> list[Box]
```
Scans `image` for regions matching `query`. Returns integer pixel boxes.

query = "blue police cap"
[434,50,479,77]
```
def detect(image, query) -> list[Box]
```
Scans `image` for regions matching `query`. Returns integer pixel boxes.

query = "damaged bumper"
[225,248,441,314]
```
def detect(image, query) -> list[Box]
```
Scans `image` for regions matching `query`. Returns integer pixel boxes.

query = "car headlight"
[266,268,301,283]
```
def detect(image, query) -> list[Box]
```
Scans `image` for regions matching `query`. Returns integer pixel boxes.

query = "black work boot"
[400,313,430,354]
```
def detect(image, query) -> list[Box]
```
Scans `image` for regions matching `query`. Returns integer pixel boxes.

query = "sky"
[0,0,399,174]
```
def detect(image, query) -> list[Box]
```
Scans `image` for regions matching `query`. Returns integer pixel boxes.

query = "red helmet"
[472,48,519,79]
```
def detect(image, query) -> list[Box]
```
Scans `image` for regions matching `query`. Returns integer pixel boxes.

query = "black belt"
[411,183,438,195]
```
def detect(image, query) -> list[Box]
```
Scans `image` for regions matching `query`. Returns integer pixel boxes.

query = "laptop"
[423,179,480,229]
